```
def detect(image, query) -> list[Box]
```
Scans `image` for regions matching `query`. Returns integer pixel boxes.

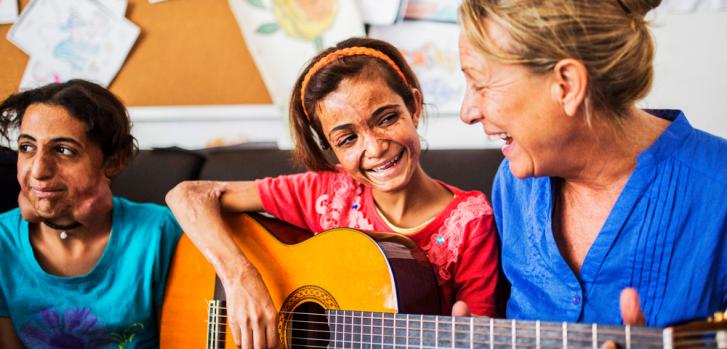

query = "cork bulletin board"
[0,0,272,106]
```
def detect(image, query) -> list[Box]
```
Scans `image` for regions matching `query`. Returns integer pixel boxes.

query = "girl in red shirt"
[166,37,499,349]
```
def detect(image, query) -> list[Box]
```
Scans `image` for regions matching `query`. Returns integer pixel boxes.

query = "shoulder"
[675,127,727,184]
[0,208,21,227]
[0,209,22,247]
[441,189,494,229]
[260,169,356,187]
[113,197,180,233]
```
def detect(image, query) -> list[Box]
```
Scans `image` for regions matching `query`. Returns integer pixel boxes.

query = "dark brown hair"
[0,79,138,169]
[290,37,422,171]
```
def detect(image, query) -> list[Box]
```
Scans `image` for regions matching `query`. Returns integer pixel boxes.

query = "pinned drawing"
[250,0,339,51]
[0,0,18,24]
[7,0,139,89]
[228,0,364,106]
[369,21,463,116]
[404,0,459,23]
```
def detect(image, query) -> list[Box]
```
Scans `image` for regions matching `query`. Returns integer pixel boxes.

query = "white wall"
[131,9,727,150]
[640,9,727,136]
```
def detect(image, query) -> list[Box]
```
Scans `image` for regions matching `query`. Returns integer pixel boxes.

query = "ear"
[103,153,127,178]
[550,59,588,117]
[410,88,423,127]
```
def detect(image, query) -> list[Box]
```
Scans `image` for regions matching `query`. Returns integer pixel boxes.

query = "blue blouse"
[492,110,727,327]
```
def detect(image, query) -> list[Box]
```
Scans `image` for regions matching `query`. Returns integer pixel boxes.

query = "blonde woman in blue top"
[0,80,182,348]
[458,0,726,327]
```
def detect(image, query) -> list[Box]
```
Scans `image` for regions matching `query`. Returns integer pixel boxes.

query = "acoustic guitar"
[159,213,727,348]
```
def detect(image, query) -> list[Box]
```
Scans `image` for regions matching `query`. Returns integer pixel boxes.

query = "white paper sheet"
[228,0,365,106]
[355,0,406,25]
[404,0,459,22]
[369,21,463,116]
[98,0,127,16]
[8,0,139,89]
[0,0,18,24]
[708,0,727,10]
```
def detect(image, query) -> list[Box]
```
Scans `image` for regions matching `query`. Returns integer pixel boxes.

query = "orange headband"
[300,46,410,122]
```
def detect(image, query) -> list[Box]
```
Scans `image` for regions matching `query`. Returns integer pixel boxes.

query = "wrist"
[216,253,256,286]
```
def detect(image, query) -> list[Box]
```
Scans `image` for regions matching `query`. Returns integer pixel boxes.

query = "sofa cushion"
[111,147,205,205]
[420,149,503,199]
[0,150,19,213]
[199,148,303,181]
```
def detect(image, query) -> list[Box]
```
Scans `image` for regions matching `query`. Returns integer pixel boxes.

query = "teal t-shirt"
[0,197,182,348]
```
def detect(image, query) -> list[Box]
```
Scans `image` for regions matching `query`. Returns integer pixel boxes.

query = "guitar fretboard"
[324,310,665,349]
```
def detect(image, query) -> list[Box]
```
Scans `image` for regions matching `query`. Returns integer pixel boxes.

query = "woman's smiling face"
[315,72,423,193]
[459,28,576,179]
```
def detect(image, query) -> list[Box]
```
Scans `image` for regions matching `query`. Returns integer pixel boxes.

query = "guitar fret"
[435,316,439,346]
[536,320,541,349]
[512,319,516,349]
[626,325,631,349]
[452,316,456,347]
[406,313,410,348]
[359,311,365,349]
[369,311,374,349]
[592,323,597,349]
[489,317,494,349]
[392,313,397,347]
[380,312,385,348]
[420,314,424,349]
[563,322,569,349]
[470,317,474,349]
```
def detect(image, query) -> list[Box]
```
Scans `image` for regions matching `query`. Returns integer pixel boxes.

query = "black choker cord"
[43,221,83,231]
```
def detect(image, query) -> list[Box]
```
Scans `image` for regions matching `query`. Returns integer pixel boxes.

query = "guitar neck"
[326,310,666,349]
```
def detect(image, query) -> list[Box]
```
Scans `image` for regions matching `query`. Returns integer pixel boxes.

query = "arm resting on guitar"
[165,180,264,281]
[0,318,25,349]
[165,180,279,349]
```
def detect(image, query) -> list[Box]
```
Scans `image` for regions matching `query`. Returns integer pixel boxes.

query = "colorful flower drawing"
[247,0,338,51]
[20,307,115,348]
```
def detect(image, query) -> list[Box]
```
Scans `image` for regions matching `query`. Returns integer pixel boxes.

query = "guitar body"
[160,213,440,348]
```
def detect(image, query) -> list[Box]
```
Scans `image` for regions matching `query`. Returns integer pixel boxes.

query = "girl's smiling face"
[315,72,423,193]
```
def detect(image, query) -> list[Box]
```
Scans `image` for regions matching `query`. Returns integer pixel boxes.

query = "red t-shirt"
[256,170,499,316]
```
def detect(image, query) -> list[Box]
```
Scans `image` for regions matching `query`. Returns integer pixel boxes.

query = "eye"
[335,134,357,148]
[379,112,399,126]
[56,145,76,156]
[18,143,35,153]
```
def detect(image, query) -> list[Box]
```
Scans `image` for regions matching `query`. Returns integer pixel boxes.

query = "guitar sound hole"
[290,302,330,348]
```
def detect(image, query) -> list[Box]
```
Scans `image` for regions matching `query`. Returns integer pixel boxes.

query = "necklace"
[43,221,83,240]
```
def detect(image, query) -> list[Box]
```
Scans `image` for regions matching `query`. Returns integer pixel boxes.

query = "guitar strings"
[206,309,720,347]
[207,311,664,339]
[204,324,669,347]
[204,319,724,347]
[212,307,663,336]
[204,332,719,349]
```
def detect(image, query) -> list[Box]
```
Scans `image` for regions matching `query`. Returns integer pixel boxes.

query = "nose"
[30,151,54,180]
[460,88,484,125]
[362,131,388,159]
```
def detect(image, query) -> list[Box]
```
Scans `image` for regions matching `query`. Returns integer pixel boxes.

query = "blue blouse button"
[572,295,581,305]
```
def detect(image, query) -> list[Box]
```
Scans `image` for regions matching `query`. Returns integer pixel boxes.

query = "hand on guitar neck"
[597,288,647,349]
[451,288,646,349]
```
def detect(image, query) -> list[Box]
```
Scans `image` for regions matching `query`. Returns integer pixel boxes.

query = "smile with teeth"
[498,132,513,144]
[369,151,404,172]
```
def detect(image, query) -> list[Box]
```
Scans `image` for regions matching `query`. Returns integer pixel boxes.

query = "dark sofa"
[0,146,504,212]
